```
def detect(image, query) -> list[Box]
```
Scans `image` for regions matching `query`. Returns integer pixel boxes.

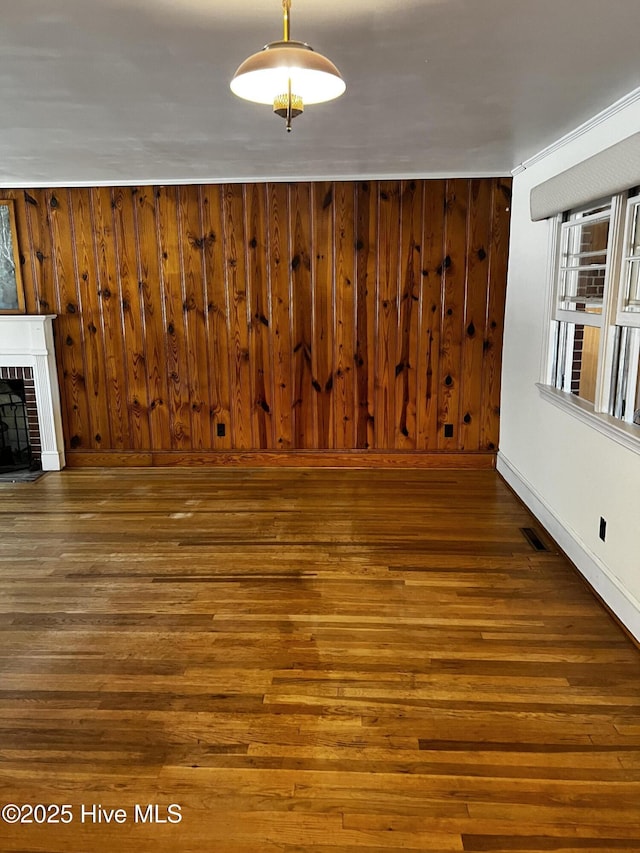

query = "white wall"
[499,93,640,641]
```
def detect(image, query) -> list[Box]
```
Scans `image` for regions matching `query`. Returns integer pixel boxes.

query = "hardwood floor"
[1,468,639,852]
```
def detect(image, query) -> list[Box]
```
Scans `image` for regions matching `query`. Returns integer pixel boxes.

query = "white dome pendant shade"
[230,0,346,132]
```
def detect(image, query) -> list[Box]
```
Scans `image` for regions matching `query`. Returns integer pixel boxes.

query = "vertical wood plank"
[21,190,57,317]
[111,186,151,450]
[156,186,191,449]
[481,178,512,452]
[375,181,401,449]
[133,186,171,449]
[290,183,315,449]
[416,180,446,450]
[91,187,131,449]
[459,179,492,451]
[246,183,274,449]
[68,189,111,450]
[354,181,377,450]
[8,190,37,315]
[46,189,91,451]
[201,184,232,449]
[437,179,468,451]
[395,180,423,449]
[221,184,253,450]
[333,181,356,449]
[267,182,293,450]
[311,181,335,449]
[178,185,212,450]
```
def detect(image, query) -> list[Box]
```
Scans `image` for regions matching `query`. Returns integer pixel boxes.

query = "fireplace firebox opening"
[0,368,42,473]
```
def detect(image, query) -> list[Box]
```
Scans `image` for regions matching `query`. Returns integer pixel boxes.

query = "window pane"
[561,219,609,267]
[553,322,600,403]
[558,211,610,316]
[629,202,640,256]
[620,199,640,316]
[623,260,640,313]
[611,326,640,425]
[574,325,600,403]
[558,268,605,313]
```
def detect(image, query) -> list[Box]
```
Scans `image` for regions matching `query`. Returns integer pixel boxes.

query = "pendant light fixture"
[230,0,346,132]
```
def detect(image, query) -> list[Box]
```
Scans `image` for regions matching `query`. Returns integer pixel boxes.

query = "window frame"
[610,326,640,424]
[553,202,613,328]
[616,192,640,326]
[542,190,640,450]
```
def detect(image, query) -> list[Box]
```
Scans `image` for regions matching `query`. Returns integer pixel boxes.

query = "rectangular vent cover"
[520,527,550,552]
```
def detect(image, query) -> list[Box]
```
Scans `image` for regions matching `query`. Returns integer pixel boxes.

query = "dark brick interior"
[0,367,42,465]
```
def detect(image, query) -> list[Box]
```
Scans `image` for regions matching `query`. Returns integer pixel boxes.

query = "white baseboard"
[497,451,640,643]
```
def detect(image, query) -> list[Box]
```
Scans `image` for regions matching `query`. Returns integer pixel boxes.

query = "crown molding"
[0,170,513,190]
[512,86,640,177]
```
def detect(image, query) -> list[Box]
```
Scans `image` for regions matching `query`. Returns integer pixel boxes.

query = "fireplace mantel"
[0,315,65,470]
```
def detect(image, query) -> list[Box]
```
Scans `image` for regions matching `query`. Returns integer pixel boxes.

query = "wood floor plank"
[0,468,639,852]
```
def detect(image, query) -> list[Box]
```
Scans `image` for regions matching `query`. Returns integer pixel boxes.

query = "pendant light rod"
[286,78,293,132]
[284,2,293,132]
[283,0,291,41]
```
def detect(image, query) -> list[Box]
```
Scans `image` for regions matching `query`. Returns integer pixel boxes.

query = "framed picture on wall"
[0,200,25,314]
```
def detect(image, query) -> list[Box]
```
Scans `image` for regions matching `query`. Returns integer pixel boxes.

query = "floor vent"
[520,527,550,552]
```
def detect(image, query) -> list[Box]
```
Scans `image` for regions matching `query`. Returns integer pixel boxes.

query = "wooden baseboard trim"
[64,450,496,469]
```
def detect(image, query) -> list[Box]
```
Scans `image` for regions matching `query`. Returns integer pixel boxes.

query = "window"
[548,191,640,431]
[619,195,640,317]
[611,326,640,424]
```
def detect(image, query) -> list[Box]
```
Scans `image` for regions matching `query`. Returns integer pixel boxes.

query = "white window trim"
[537,383,640,454]
[616,193,640,325]
[595,195,624,413]
[540,192,640,454]
[621,330,640,423]
[539,216,561,384]
[553,202,613,327]
[554,309,603,326]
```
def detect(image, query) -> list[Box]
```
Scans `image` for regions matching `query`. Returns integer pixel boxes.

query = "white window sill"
[537,383,640,455]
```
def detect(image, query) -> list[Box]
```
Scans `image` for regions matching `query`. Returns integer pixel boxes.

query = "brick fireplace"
[0,315,65,470]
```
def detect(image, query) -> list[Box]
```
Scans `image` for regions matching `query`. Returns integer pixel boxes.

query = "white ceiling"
[1,0,639,187]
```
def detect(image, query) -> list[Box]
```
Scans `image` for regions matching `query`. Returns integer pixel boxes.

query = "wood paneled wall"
[1,179,511,466]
